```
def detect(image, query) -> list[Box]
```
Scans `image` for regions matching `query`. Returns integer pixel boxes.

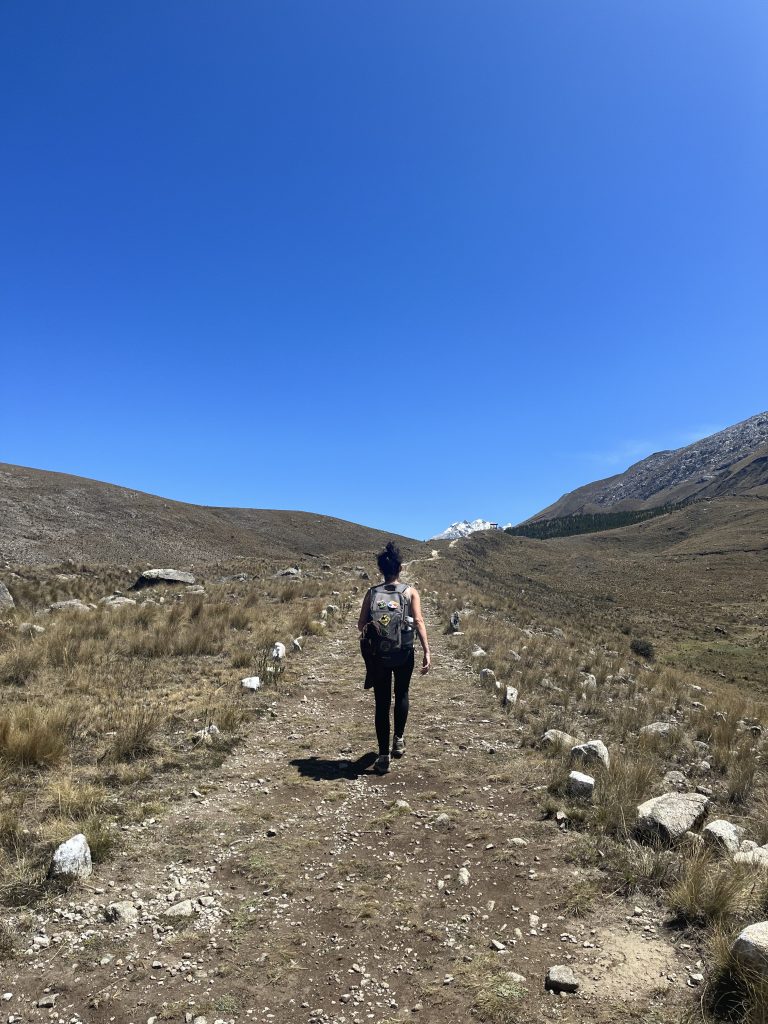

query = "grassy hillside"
[0,463,423,566]
[430,495,768,692]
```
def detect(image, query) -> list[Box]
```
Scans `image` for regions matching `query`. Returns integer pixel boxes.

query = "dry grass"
[459,955,528,1024]
[667,854,757,926]
[0,563,348,904]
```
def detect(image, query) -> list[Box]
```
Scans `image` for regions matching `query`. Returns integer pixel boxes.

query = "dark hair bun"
[377,541,403,577]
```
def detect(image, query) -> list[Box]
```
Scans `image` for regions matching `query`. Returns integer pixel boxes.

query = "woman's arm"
[357,589,372,632]
[408,588,431,674]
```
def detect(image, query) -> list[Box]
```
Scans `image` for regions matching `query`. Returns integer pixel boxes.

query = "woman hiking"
[358,542,431,774]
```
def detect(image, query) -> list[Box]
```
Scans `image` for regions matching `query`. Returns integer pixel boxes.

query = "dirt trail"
[4,597,692,1024]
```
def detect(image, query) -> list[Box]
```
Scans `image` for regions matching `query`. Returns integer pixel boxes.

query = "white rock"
[50,834,92,880]
[732,921,768,981]
[504,686,518,706]
[570,740,610,770]
[0,582,15,610]
[105,901,139,924]
[164,899,196,918]
[48,599,91,613]
[663,770,687,791]
[17,622,45,635]
[636,792,708,843]
[640,722,674,737]
[566,771,595,799]
[271,642,286,660]
[99,595,137,607]
[734,846,768,869]
[541,729,578,751]
[241,676,262,691]
[703,820,745,855]
[545,965,579,993]
[458,867,470,886]
[133,569,196,588]
[479,668,496,685]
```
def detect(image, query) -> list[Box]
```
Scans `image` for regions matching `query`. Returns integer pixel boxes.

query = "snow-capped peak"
[430,519,511,541]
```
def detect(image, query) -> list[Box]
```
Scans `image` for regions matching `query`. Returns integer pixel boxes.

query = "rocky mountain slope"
[0,463,422,566]
[531,411,768,521]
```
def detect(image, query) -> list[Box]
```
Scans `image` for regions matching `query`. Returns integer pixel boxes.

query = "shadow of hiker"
[290,753,377,780]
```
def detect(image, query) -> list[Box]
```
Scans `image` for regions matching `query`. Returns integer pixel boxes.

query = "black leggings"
[372,651,415,755]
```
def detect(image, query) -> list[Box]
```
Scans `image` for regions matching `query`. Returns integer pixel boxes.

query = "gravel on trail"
[2,596,691,1024]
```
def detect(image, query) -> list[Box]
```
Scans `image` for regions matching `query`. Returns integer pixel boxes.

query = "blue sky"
[2,2,766,539]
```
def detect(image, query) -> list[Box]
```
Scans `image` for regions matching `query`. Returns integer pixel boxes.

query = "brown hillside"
[0,463,422,567]
[430,494,768,691]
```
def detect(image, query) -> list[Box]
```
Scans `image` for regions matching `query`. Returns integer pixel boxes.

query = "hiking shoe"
[374,754,391,775]
[392,735,406,758]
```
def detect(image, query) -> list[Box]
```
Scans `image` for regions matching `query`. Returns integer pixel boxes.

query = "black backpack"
[361,583,415,667]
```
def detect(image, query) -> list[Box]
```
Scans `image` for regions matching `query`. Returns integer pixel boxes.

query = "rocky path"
[3,599,693,1024]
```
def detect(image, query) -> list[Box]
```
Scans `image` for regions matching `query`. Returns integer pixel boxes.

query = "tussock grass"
[0,707,68,767]
[459,955,527,1024]
[0,562,346,904]
[668,854,757,926]
[0,643,43,686]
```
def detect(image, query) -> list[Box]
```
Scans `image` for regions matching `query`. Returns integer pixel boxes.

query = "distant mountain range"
[529,412,768,522]
[431,519,511,542]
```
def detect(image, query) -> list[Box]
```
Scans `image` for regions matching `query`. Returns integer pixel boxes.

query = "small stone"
[490,939,506,951]
[241,676,261,691]
[566,770,595,799]
[271,642,286,660]
[50,833,92,880]
[37,994,58,1008]
[545,965,579,993]
[458,867,470,886]
[640,722,674,737]
[541,729,578,751]
[570,740,610,770]
[163,899,195,918]
[105,901,139,925]
[703,820,745,855]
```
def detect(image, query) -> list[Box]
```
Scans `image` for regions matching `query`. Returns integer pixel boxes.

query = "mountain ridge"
[529,411,768,521]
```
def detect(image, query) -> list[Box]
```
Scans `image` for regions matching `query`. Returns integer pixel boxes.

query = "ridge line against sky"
[2,2,766,538]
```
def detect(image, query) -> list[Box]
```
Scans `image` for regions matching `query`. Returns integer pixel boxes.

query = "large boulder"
[570,739,610,771]
[0,581,14,611]
[732,922,768,981]
[131,569,196,590]
[636,792,709,844]
[50,834,92,880]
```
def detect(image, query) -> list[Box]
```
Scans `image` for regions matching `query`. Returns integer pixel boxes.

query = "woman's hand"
[421,649,431,675]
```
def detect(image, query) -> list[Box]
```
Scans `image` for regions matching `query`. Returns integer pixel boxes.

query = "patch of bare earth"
[1,600,694,1024]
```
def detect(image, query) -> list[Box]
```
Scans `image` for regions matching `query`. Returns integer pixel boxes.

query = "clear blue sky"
[2,2,766,539]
